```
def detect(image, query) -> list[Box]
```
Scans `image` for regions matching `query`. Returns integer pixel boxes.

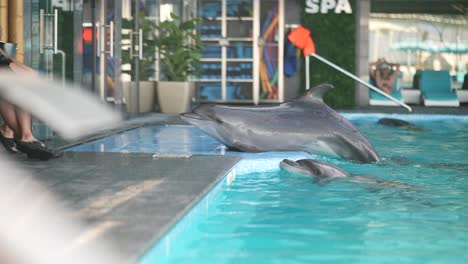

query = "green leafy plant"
[155,13,204,81]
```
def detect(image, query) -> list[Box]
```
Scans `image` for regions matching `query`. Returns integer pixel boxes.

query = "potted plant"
[154,13,204,114]
[122,14,158,113]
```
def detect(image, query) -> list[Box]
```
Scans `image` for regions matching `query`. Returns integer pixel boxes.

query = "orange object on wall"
[287,25,316,57]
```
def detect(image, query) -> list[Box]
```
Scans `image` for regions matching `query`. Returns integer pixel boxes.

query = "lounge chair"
[369,73,403,106]
[420,70,459,107]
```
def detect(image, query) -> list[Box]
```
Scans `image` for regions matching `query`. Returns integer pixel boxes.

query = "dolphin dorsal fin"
[304,84,334,101]
[284,84,334,105]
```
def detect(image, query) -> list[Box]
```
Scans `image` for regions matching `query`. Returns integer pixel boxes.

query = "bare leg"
[0,101,20,137]
[0,123,15,138]
[9,62,38,75]
[2,62,62,159]
[5,62,39,141]
[13,109,61,160]
[0,101,20,153]
[15,108,38,142]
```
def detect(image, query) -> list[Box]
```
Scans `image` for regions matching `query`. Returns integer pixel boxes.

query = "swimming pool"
[71,114,468,263]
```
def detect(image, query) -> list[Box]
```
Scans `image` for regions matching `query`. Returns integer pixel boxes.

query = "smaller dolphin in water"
[377,118,425,132]
[280,159,349,178]
[280,159,413,188]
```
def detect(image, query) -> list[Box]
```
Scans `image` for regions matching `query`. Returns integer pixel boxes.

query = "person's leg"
[13,107,63,160]
[9,62,38,75]
[0,101,20,153]
[0,123,15,137]
[0,101,20,137]
[4,62,63,159]
[15,108,37,142]
[0,99,62,159]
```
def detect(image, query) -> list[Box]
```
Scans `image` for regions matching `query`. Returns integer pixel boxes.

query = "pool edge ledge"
[136,155,241,263]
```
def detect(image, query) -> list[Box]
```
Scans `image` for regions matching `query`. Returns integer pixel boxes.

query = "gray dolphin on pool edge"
[280,159,413,188]
[181,84,379,163]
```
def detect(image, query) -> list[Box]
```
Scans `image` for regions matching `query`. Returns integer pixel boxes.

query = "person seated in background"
[369,58,400,95]
[0,26,62,160]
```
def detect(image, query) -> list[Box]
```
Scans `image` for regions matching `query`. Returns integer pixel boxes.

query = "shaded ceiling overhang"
[371,0,468,15]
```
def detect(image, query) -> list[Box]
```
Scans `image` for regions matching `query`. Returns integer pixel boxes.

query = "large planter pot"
[156,81,195,114]
[123,81,155,113]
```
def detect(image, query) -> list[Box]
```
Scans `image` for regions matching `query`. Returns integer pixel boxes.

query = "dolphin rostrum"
[181,84,379,163]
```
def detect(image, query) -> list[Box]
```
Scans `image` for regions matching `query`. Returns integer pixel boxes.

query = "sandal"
[0,131,18,153]
[15,140,61,160]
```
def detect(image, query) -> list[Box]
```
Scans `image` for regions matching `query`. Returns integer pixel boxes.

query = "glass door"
[196,0,256,103]
[24,0,80,83]
[196,0,223,101]
[24,0,122,139]
[25,0,86,139]
[25,0,122,96]
[225,0,255,102]
[97,0,123,105]
[256,0,284,103]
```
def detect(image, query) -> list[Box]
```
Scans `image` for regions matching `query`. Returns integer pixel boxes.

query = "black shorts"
[0,54,12,67]
[0,42,13,67]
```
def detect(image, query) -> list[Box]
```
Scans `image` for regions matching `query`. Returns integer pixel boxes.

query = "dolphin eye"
[214,117,224,124]
[311,166,322,176]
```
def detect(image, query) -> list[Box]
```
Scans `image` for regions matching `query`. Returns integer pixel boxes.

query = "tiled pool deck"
[17,152,240,263]
[15,114,243,263]
[13,105,468,263]
[16,113,310,263]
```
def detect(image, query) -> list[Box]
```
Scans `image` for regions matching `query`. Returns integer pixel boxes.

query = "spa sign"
[305,0,352,14]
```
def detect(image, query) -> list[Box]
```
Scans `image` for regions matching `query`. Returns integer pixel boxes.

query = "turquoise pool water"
[71,114,468,263]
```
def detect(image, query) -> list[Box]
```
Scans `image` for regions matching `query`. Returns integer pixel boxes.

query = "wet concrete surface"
[15,152,239,263]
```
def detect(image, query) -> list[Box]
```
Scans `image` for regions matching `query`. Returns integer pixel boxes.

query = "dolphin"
[377,118,425,132]
[280,159,413,188]
[181,84,379,163]
[279,159,349,178]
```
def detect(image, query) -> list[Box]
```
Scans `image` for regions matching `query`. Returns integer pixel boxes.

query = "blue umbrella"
[390,40,440,53]
[391,40,468,54]
[438,43,468,54]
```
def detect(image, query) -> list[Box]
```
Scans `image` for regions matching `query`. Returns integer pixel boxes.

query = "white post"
[253,0,260,105]
[305,56,310,90]
[278,0,284,102]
